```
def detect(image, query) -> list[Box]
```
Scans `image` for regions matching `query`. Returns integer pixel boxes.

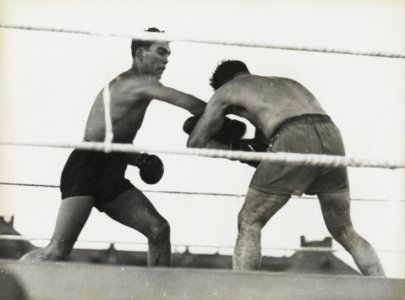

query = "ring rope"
[0,182,59,189]
[0,235,333,252]
[0,235,402,254]
[1,23,405,59]
[1,181,403,203]
[1,140,404,169]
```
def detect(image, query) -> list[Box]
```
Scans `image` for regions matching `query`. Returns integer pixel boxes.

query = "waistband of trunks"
[273,114,331,136]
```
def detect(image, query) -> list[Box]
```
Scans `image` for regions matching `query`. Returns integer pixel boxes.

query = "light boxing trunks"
[249,114,349,196]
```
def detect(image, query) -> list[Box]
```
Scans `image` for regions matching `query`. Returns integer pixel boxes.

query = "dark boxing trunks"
[249,114,349,196]
[60,149,134,211]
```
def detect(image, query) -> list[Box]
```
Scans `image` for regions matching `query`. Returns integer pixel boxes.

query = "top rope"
[1,23,405,59]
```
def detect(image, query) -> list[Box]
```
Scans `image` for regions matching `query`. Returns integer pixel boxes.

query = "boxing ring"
[1,11,405,300]
[1,259,404,300]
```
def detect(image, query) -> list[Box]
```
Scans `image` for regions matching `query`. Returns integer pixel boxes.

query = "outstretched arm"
[140,78,206,116]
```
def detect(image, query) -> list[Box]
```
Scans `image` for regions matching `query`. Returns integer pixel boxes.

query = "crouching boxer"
[187,59,385,276]
[20,27,207,266]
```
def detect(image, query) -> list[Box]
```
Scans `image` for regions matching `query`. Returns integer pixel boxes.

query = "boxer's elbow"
[192,102,206,116]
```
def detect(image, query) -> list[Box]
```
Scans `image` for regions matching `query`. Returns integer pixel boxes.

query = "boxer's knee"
[147,219,170,244]
[328,223,356,247]
[238,210,262,233]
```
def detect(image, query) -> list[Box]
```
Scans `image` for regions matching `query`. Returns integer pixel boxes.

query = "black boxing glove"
[229,139,268,167]
[136,153,164,184]
[183,116,247,142]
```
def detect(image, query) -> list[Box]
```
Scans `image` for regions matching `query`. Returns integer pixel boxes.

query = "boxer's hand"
[229,139,268,167]
[183,116,247,141]
[136,153,164,184]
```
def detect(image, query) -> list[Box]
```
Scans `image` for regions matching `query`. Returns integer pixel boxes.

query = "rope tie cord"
[102,84,113,152]
[1,24,405,59]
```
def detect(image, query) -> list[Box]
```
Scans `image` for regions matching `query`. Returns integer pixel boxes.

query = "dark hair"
[131,27,165,57]
[210,60,249,90]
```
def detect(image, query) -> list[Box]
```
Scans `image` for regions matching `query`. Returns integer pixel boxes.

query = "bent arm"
[187,97,230,149]
[141,79,206,116]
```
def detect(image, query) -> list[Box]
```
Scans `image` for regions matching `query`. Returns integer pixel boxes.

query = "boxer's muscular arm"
[140,77,206,116]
